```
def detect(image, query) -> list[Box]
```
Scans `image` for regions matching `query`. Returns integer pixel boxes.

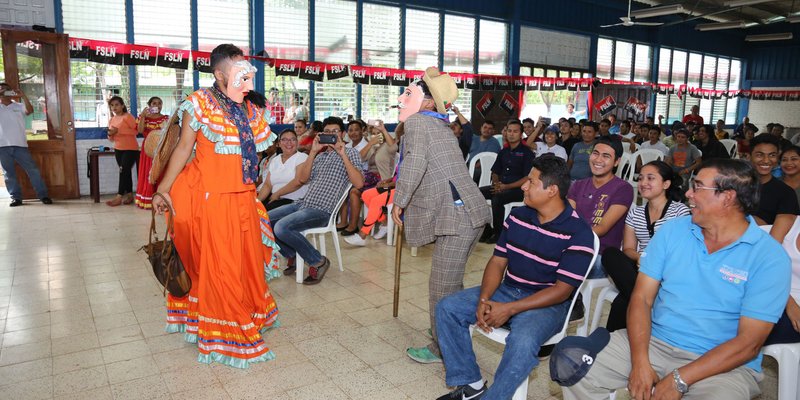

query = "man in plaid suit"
[392,67,491,363]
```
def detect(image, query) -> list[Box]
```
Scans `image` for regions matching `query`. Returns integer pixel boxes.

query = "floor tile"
[52,364,109,396]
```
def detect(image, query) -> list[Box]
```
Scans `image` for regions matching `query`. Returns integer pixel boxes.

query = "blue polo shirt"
[640,216,790,372]
[495,204,595,291]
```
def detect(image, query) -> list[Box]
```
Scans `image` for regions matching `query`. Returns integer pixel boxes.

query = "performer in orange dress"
[135,96,168,209]
[152,44,281,368]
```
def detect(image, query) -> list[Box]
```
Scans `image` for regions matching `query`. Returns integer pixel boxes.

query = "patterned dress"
[165,88,281,368]
[135,114,168,209]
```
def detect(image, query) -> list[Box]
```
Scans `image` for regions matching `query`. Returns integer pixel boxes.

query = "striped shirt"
[494,204,595,291]
[625,201,691,252]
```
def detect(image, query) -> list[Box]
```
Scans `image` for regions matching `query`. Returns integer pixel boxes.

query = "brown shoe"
[106,195,123,207]
[303,257,330,285]
[122,193,134,205]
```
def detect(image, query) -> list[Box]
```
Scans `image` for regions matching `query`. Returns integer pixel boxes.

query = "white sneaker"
[344,234,367,247]
[372,225,388,240]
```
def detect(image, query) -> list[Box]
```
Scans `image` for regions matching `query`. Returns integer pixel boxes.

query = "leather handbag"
[140,192,191,297]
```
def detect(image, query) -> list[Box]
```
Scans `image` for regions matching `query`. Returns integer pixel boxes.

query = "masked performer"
[392,67,491,363]
[152,44,280,368]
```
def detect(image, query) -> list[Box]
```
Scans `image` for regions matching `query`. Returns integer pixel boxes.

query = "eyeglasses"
[690,180,719,192]
[323,129,341,134]
[280,138,297,143]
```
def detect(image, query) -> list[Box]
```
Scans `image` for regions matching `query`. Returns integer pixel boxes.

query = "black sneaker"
[303,257,331,285]
[9,199,22,207]
[436,382,486,400]
[40,197,53,204]
[538,344,554,360]
[569,300,585,323]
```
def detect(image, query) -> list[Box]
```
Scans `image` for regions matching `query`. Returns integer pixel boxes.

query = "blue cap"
[549,328,611,387]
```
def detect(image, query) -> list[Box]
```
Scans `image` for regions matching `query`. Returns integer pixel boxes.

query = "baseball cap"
[549,328,611,387]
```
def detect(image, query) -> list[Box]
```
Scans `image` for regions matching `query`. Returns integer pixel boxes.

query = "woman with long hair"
[106,96,139,206]
[134,96,168,209]
[602,160,691,331]
[781,145,800,205]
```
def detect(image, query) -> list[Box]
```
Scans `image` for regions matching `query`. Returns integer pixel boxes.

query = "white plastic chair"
[615,153,633,180]
[576,276,615,336]
[468,152,498,188]
[295,183,352,283]
[720,139,738,159]
[470,233,600,400]
[589,285,619,333]
[762,343,800,400]
[504,202,525,221]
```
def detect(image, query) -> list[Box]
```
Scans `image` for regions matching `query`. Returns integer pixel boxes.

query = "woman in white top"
[257,129,308,211]
[602,160,691,331]
[533,129,567,160]
[764,215,800,345]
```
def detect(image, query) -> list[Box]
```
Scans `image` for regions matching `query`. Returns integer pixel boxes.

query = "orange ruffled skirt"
[165,172,281,368]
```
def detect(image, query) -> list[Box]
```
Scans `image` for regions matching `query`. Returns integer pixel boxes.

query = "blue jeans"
[268,203,329,266]
[435,282,570,399]
[587,254,606,279]
[0,146,49,200]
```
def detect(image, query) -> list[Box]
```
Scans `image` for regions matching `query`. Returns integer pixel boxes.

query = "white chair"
[470,233,600,400]
[468,152,498,188]
[504,201,525,220]
[589,285,619,333]
[632,148,665,166]
[615,152,633,180]
[294,183,352,283]
[576,276,615,336]
[623,142,640,154]
[720,139,738,159]
[762,343,800,400]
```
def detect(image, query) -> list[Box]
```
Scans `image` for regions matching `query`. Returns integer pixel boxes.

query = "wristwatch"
[672,368,689,394]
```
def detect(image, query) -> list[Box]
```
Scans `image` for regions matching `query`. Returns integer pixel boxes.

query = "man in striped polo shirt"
[433,154,595,400]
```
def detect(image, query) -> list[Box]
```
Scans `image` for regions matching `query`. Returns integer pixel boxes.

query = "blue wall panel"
[746,45,800,81]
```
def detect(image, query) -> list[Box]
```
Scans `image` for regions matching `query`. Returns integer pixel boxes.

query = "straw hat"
[422,67,458,114]
[143,129,161,157]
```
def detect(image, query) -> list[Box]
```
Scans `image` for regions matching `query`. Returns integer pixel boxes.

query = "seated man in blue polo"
[478,120,536,244]
[563,158,791,400]
[434,154,595,400]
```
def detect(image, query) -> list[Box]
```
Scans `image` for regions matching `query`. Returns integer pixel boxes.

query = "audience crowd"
[8,70,795,397]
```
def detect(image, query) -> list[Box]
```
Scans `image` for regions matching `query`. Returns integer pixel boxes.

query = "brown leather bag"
[140,193,191,297]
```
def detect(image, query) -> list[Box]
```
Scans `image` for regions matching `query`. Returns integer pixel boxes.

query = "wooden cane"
[393,223,403,318]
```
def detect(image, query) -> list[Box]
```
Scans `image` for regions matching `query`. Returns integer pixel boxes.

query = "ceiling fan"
[602,0,665,28]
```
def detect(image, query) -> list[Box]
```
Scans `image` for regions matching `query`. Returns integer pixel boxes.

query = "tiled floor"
[0,198,780,399]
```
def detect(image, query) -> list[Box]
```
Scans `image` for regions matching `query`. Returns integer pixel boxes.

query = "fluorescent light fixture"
[725,0,775,6]
[630,4,685,19]
[696,21,746,31]
[789,16,800,23]
[745,32,794,41]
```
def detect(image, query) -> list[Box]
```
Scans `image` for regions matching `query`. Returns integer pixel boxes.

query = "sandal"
[106,195,123,207]
[341,229,358,237]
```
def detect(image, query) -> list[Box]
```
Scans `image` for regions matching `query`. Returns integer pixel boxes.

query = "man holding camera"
[268,116,364,284]
[0,82,51,207]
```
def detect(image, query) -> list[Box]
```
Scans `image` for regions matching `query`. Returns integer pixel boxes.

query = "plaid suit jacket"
[394,113,491,247]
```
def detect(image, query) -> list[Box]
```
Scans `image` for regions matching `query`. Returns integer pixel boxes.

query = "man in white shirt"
[639,125,670,156]
[0,83,51,207]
